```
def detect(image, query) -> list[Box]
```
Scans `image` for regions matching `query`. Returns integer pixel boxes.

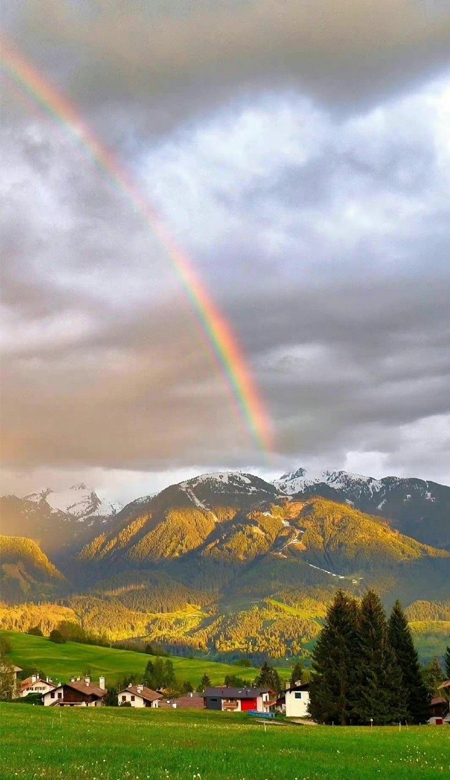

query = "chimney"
[84,677,90,686]
[137,684,143,694]
[31,674,38,684]
[71,677,75,682]
[99,676,106,690]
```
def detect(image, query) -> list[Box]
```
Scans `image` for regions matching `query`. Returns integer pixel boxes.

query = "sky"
[1,0,450,503]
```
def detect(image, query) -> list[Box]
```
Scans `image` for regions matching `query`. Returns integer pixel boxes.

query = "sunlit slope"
[0,536,65,603]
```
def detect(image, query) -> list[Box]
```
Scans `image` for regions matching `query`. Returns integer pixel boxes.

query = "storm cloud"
[1,0,449,499]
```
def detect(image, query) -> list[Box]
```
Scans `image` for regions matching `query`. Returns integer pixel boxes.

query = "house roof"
[13,665,23,673]
[430,697,448,705]
[118,685,162,703]
[203,687,274,700]
[158,693,204,709]
[20,676,55,690]
[58,681,107,698]
[438,680,450,690]
[285,683,310,693]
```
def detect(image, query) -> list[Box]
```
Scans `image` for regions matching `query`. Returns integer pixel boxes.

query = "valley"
[1,469,449,662]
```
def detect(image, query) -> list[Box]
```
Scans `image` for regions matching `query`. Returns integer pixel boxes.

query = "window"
[131,695,135,702]
[58,692,62,699]
[262,693,269,702]
[294,692,302,699]
[50,691,55,699]
[122,695,126,702]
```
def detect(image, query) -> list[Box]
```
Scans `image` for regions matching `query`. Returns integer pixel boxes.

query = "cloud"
[1,2,450,495]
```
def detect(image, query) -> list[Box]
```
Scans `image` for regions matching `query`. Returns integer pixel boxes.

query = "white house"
[42,676,107,707]
[19,674,55,698]
[118,684,163,708]
[285,684,310,718]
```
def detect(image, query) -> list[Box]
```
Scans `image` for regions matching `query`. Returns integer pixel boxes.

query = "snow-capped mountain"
[25,483,122,520]
[275,467,450,549]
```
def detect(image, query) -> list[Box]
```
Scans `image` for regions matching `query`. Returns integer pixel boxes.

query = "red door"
[241,698,257,711]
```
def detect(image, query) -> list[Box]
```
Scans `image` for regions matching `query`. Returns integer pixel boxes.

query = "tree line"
[309,590,448,725]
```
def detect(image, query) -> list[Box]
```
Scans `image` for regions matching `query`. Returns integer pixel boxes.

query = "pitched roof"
[430,696,448,705]
[285,683,310,693]
[61,680,107,698]
[438,679,450,690]
[118,685,162,703]
[203,687,274,699]
[20,676,55,689]
[158,693,204,709]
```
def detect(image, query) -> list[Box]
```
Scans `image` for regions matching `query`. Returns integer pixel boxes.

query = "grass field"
[1,631,287,687]
[1,705,449,780]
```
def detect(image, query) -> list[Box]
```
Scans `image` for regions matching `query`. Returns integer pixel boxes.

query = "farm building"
[118,684,162,708]
[19,674,55,698]
[203,687,275,713]
[42,676,107,707]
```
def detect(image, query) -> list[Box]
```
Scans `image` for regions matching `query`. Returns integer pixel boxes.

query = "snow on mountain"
[275,467,383,496]
[25,483,122,520]
[180,471,275,495]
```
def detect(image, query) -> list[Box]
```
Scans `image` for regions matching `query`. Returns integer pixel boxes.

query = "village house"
[42,676,107,707]
[117,684,162,708]
[283,683,310,718]
[0,662,23,698]
[203,687,275,713]
[19,674,55,698]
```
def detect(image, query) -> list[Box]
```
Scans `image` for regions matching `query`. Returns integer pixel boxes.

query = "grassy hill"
[0,536,65,603]
[2,705,448,780]
[1,630,280,687]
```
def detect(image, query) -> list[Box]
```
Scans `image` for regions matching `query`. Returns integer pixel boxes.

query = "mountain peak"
[25,485,121,520]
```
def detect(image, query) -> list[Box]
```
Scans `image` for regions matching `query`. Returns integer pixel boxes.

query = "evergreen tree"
[254,662,283,696]
[289,660,304,688]
[388,600,429,723]
[104,686,118,706]
[444,646,450,680]
[353,590,405,725]
[163,660,175,688]
[422,657,444,697]
[196,673,211,693]
[182,680,193,693]
[309,589,359,725]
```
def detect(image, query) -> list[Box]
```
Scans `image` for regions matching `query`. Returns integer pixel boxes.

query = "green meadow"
[1,630,259,687]
[1,705,449,780]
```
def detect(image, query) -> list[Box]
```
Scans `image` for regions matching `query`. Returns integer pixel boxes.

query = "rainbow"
[0,34,274,458]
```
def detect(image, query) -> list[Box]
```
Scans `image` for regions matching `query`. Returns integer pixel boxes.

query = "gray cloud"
[1,1,450,496]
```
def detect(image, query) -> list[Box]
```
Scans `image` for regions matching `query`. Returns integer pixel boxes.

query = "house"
[42,676,107,707]
[429,696,449,721]
[158,692,204,709]
[284,683,310,718]
[203,687,275,713]
[118,684,162,708]
[20,674,55,698]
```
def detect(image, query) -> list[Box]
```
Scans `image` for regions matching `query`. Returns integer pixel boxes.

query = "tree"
[104,686,118,707]
[235,658,252,668]
[163,660,175,688]
[352,591,405,725]
[309,589,359,725]
[0,637,12,655]
[27,626,43,637]
[289,660,304,688]
[444,646,450,680]
[0,655,15,701]
[254,662,282,696]
[224,674,251,688]
[388,600,429,723]
[196,674,211,693]
[49,629,66,644]
[181,680,193,693]
[116,673,138,691]
[422,657,444,697]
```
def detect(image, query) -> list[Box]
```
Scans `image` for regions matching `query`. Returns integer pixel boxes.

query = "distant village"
[2,591,449,726]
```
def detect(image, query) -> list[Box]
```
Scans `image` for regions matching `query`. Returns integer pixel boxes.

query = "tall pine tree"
[309,590,359,725]
[289,660,304,688]
[353,590,405,725]
[388,600,429,723]
[254,662,283,696]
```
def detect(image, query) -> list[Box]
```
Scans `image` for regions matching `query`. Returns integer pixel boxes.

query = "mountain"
[0,468,448,661]
[275,468,450,549]
[0,535,65,603]
[0,484,120,558]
